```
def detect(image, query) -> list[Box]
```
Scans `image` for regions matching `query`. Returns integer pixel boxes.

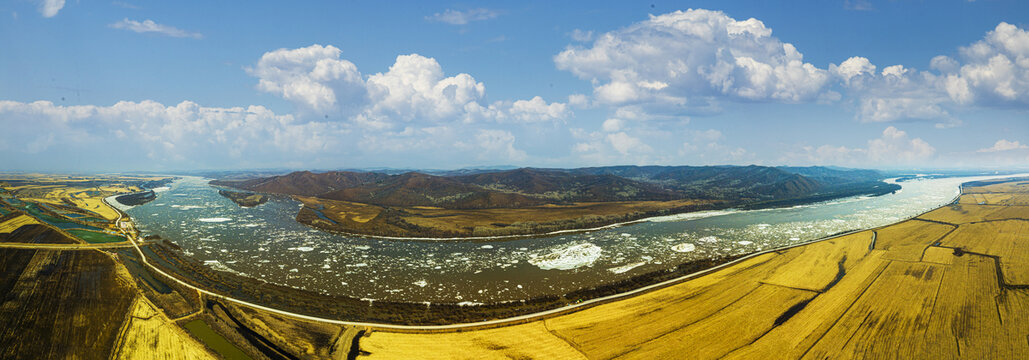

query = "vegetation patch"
[183,319,253,360]
[67,229,126,243]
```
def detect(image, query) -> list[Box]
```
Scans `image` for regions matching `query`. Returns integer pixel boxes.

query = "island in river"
[211,165,899,238]
[217,189,267,207]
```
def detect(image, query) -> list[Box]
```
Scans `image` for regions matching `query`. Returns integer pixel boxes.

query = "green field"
[182,319,251,360]
[66,229,125,243]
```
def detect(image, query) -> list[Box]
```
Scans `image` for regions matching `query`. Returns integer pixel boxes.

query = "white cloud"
[557,13,1029,127]
[570,29,593,42]
[949,22,1029,105]
[109,18,203,39]
[426,8,498,25]
[567,94,590,108]
[248,45,568,128]
[858,97,950,123]
[831,57,876,85]
[881,65,909,78]
[38,0,64,18]
[364,54,487,123]
[505,96,569,123]
[930,55,960,73]
[248,44,365,114]
[978,139,1028,153]
[606,132,652,155]
[601,118,623,132]
[844,22,1029,126]
[783,127,935,167]
[0,100,339,167]
[555,9,832,114]
[469,129,527,161]
[867,126,935,164]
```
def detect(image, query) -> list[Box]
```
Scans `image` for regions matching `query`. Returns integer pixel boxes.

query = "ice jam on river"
[123,174,1016,303]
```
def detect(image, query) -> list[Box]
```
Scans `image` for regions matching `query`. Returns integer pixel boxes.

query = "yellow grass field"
[1,175,166,221]
[113,298,216,360]
[353,178,1029,359]
[0,214,40,233]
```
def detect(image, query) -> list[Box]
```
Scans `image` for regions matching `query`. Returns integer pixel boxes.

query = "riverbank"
[122,175,1023,327]
[290,181,898,241]
[347,176,1029,358]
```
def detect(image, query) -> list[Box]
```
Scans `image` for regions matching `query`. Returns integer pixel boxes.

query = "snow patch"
[529,243,603,270]
[671,243,696,252]
[698,236,719,243]
[608,261,646,274]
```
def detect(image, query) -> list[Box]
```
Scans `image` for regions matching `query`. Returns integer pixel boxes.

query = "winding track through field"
[0,242,136,249]
[98,173,1029,331]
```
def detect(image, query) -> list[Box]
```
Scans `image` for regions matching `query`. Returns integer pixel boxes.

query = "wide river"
[122,174,1017,304]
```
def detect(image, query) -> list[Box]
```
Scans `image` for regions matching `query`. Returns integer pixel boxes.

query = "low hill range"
[212,165,891,210]
[210,165,898,238]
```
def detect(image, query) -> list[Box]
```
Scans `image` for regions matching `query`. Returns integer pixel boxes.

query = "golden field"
[354,178,1029,359]
[1,174,1027,359]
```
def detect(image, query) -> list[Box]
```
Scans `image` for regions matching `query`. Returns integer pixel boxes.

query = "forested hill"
[211,165,897,210]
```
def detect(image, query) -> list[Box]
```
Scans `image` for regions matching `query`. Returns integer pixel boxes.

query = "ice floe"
[529,243,603,270]
[671,243,696,252]
[698,236,719,243]
[608,261,646,274]
[198,217,232,223]
[647,209,738,222]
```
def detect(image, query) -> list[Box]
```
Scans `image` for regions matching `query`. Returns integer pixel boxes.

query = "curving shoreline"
[106,173,1029,329]
[289,185,900,242]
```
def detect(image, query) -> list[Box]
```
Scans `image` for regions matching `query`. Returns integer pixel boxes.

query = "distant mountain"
[318,172,546,209]
[776,166,883,185]
[213,165,892,210]
[210,171,388,196]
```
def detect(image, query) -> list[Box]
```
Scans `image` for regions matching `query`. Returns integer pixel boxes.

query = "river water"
[122,174,1016,303]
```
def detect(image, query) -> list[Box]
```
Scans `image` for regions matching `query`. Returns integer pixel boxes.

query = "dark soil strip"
[346,330,367,360]
[773,298,814,327]
[821,256,848,293]
[208,300,299,360]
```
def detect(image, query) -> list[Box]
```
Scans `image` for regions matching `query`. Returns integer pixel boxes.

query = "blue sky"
[1,0,1027,172]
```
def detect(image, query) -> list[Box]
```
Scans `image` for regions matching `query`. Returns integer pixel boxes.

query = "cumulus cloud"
[978,139,1028,153]
[946,22,1029,105]
[426,8,498,25]
[0,100,339,168]
[555,9,832,115]
[248,44,365,114]
[830,57,876,85]
[363,54,488,124]
[38,0,64,18]
[109,18,203,39]
[858,98,950,123]
[248,44,568,128]
[557,12,1028,128]
[606,132,652,155]
[570,29,593,42]
[786,126,935,167]
[836,22,1029,126]
[469,129,527,161]
[867,126,935,163]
